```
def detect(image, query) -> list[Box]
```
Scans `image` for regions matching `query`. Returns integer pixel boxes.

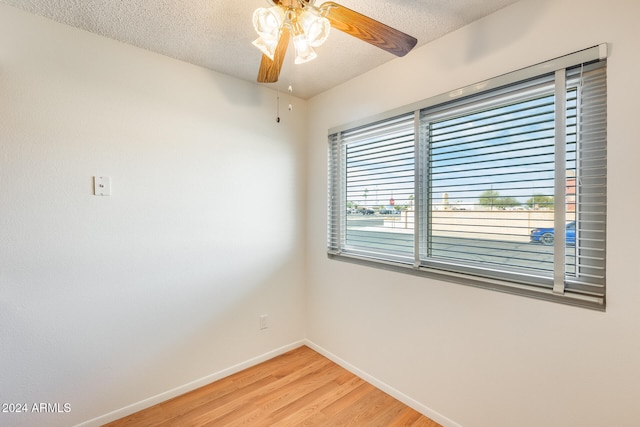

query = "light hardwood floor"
[104,345,442,426]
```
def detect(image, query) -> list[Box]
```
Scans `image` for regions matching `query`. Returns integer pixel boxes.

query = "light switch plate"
[94,176,111,196]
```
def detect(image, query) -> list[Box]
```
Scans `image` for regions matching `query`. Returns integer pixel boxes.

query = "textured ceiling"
[1,0,520,99]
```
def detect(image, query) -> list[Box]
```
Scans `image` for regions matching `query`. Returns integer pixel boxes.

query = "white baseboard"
[74,340,305,427]
[303,339,462,427]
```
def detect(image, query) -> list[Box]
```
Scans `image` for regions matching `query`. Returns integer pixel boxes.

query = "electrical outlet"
[259,314,269,330]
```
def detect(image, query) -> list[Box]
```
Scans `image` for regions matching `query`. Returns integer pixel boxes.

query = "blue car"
[530,221,576,245]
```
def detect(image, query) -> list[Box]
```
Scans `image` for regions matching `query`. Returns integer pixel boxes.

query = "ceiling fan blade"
[321,1,417,57]
[257,26,290,83]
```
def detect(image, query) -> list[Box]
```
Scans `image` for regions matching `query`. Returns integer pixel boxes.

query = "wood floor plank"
[254,375,345,425]
[387,407,426,426]
[174,358,333,425]
[269,375,365,426]
[370,395,414,426]
[411,416,445,427]
[205,360,341,426]
[326,385,398,426]
[317,381,375,418]
[103,346,442,427]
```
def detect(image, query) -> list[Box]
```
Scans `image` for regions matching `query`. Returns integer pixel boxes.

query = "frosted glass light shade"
[252,36,278,60]
[298,11,330,47]
[252,7,284,43]
[293,34,317,64]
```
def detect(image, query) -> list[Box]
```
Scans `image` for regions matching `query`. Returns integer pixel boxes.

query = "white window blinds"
[337,114,415,262]
[328,46,607,310]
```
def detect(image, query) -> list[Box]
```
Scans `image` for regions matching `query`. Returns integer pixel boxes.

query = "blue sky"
[344,88,578,208]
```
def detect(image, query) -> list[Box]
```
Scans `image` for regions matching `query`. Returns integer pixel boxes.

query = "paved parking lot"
[345,219,576,274]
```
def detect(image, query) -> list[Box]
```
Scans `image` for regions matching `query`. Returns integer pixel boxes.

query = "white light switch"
[94,176,111,196]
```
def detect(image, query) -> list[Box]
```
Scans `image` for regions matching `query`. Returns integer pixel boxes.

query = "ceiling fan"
[252,0,418,83]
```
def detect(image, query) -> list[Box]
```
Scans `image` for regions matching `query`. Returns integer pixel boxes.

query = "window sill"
[327,251,605,311]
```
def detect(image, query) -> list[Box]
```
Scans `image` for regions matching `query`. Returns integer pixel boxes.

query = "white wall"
[3,1,640,426]
[0,4,307,427]
[306,0,640,426]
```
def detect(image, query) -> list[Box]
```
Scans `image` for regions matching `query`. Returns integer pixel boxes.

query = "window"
[328,46,607,309]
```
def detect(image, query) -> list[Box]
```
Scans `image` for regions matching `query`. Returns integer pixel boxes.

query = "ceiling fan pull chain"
[276,88,281,123]
[287,49,294,112]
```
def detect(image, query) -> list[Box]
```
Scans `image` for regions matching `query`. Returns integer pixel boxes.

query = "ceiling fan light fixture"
[293,34,317,64]
[292,20,317,64]
[252,36,278,60]
[252,6,285,43]
[298,10,331,47]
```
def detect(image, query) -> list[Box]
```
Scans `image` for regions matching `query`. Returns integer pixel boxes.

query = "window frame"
[327,45,607,310]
